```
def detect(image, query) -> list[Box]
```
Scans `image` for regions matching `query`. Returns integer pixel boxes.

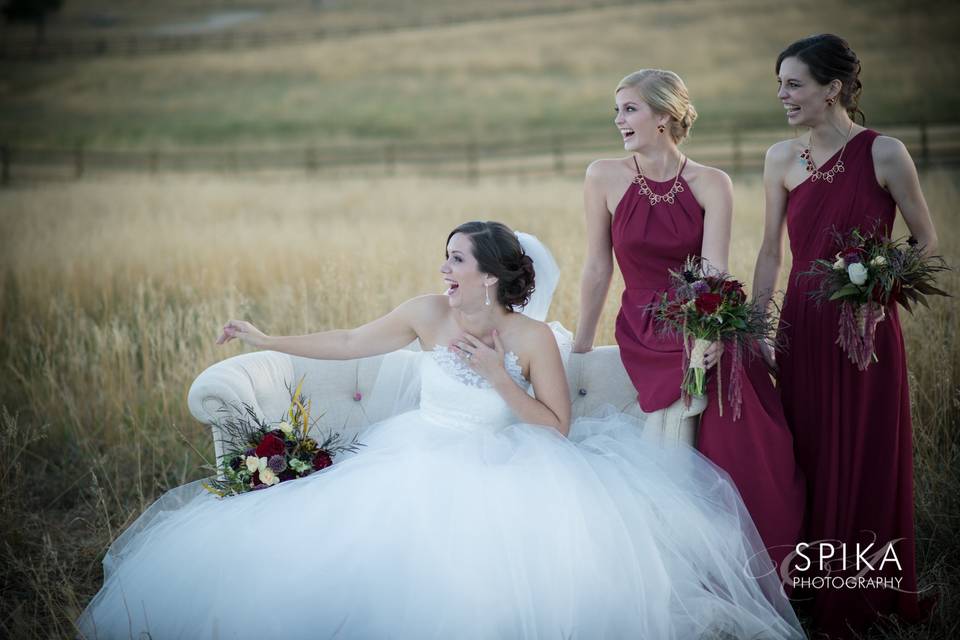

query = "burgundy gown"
[611,156,805,576]
[778,129,929,637]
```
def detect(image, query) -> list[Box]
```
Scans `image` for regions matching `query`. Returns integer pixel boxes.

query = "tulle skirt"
[77,408,803,639]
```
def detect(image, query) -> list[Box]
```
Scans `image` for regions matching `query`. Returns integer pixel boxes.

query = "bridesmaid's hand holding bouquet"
[803,226,950,371]
[649,256,780,421]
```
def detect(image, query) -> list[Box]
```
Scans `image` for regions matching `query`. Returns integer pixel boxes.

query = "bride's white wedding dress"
[78,339,804,639]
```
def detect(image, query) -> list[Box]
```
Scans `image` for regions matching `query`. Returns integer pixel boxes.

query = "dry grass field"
[0,168,957,638]
[1,0,958,636]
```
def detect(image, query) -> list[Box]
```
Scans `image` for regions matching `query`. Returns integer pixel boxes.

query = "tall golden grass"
[0,169,957,638]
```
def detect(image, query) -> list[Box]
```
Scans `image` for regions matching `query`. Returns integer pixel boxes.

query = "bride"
[77,221,804,639]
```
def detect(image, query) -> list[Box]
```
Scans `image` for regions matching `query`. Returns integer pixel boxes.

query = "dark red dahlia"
[695,292,723,315]
[255,434,285,458]
[312,450,333,471]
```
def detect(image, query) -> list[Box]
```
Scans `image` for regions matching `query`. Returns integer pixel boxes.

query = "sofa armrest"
[567,346,705,446]
[187,350,296,465]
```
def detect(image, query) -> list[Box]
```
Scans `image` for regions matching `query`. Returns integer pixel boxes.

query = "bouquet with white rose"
[202,375,363,498]
[803,225,950,370]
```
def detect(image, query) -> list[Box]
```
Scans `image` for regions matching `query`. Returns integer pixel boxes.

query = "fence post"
[731,126,742,176]
[1,144,10,186]
[919,120,929,169]
[466,139,478,183]
[385,143,396,176]
[74,142,84,179]
[552,135,564,176]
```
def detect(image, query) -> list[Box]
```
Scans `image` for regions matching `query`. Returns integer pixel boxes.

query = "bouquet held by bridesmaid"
[803,225,950,371]
[649,256,781,421]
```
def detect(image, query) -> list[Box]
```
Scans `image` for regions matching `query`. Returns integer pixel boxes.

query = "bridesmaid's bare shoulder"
[681,158,733,193]
[763,139,802,187]
[586,156,638,211]
[870,134,914,189]
[871,134,911,165]
[765,138,803,166]
[586,156,637,182]
[765,138,803,167]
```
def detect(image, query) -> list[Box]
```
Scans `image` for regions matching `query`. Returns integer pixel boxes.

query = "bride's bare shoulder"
[504,314,559,356]
[395,295,452,328]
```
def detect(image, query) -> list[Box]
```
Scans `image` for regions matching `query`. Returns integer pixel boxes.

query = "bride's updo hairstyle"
[617,69,697,144]
[776,34,865,124]
[447,221,535,311]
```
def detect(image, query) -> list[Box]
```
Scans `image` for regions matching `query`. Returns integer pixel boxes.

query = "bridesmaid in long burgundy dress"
[752,35,939,638]
[572,69,805,579]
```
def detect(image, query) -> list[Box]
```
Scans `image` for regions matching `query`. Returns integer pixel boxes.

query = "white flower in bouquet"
[259,467,280,486]
[278,421,294,434]
[245,455,262,474]
[870,255,887,267]
[832,257,846,271]
[847,262,868,285]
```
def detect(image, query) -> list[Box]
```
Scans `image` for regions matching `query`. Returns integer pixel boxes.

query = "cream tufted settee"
[188,344,706,470]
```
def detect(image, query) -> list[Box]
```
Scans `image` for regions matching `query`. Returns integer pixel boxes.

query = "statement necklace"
[800,122,854,184]
[633,153,685,205]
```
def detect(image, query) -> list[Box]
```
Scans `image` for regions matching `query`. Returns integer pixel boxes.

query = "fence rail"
[3,122,959,185]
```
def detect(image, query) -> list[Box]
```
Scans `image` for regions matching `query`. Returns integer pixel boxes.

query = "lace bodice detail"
[419,348,530,432]
[429,348,526,388]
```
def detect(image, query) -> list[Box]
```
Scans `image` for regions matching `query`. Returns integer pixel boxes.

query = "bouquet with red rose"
[202,375,362,498]
[803,225,950,370]
[648,256,780,420]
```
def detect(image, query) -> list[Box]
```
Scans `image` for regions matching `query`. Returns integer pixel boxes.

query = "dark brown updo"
[446,221,535,311]
[776,34,865,124]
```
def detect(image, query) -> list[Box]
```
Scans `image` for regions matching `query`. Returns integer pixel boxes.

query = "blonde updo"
[616,69,698,144]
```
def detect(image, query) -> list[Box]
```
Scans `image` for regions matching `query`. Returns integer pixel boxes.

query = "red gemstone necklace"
[800,121,854,184]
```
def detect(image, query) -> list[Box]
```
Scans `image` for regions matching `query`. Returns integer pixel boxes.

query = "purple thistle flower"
[842,251,862,264]
[268,454,287,473]
[692,280,709,295]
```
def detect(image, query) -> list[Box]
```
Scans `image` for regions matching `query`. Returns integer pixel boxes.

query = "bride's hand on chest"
[450,330,515,386]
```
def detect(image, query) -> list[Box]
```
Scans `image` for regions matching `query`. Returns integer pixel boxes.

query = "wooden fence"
[3,122,959,185]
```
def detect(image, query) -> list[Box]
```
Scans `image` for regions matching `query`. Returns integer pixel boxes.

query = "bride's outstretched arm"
[573,163,615,353]
[217,295,438,360]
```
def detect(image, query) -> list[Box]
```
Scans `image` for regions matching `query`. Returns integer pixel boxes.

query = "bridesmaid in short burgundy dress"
[754,35,939,637]
[575,69,805,579]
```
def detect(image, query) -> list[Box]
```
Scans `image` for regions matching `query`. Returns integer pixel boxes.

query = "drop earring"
[484,283,491,306]
[657,124,665,134]
[826,97,836,106]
